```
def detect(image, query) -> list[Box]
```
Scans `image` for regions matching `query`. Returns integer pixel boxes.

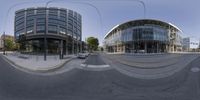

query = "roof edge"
[104,19,182,39]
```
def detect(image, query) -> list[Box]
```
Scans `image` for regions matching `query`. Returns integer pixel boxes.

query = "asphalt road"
[83,53,106,65]
[0,54,200,100]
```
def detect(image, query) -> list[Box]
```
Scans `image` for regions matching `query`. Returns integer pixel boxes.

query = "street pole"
[44,6,48,61]
[44,1,52,61]
[3,32,6,55]
[2,1,43,56]
[99,0,146,18]
[45,0,102,56]
[135,0,146,18]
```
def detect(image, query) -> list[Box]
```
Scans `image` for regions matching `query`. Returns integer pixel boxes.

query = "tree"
[4,37,17,51]
[86,37,99,52]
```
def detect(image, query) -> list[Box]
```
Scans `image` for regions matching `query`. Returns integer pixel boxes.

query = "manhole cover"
[191,67,200,72]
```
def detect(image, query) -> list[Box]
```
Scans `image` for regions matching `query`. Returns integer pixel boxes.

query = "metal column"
[44,8,48,61]
[60,40,63,59]
[144,42,147,53]
[157,42,159,53]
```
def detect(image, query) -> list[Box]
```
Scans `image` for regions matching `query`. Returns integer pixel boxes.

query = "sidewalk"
[1,53,76,72]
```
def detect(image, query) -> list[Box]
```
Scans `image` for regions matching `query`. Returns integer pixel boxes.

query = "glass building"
[104,19,183,53]
[14,7,82,55]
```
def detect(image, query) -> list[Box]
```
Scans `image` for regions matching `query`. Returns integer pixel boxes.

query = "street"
[0,53,200,100]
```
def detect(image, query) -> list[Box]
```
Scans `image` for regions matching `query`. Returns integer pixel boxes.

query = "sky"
[0,0,200,46]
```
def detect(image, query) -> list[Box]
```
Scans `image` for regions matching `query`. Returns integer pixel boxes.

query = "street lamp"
[132,0,146,18]
[45,0,103,58]
[45,0,146,55]
[3,32,5,55]
[2,1,47,56]
[43,2,50,61]
[3,2,31,55]
[85,0,146,47]
[100,0,146,18]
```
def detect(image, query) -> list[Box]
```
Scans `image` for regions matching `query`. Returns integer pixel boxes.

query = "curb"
[1,55,75,73]
[36,57,75,73]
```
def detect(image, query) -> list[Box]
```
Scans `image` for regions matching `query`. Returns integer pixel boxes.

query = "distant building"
[183,37,199,52]
[104,19,183,53]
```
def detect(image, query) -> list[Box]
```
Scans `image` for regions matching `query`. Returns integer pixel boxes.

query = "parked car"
[84,51,90,57]
[77,53,87,59]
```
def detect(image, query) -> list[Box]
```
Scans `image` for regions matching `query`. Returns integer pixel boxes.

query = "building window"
[48,25,57,33]
[49,14,57,19]
[59,27,66,34]
[48,19,58,25]
[27,26,34,34]
[26,20,34,26]
[36,25,45,33]
[37,18,45,24]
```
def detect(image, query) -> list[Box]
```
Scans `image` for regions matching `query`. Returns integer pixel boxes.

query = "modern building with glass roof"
[104,19,183,53]
[14,7,82,55]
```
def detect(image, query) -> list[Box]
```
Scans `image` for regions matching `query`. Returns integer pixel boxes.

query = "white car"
[77,53,87,59]
[84,52,90,57]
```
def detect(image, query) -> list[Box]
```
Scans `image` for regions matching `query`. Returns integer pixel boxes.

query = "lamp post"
[3,2,28,55]
[44,2,50,61]
[45,0,103,57]
[85,0,146,48]
[100,0,146,18]
[133,0,146,18]
[3,32,6,55]
[2,4,18,55]
[3,1,45,56]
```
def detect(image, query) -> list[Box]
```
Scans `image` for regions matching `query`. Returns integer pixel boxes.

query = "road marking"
[191,67,200,72]
[80,64,87,67]
[80,64,110,68]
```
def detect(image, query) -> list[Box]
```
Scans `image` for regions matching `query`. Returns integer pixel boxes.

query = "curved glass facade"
[14,7,82,54]
[104,19,182,53]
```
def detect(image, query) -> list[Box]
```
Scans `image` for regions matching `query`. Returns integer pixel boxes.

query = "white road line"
[191,67,200,72]
[80,64,110,68]
[80,64,87,67]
